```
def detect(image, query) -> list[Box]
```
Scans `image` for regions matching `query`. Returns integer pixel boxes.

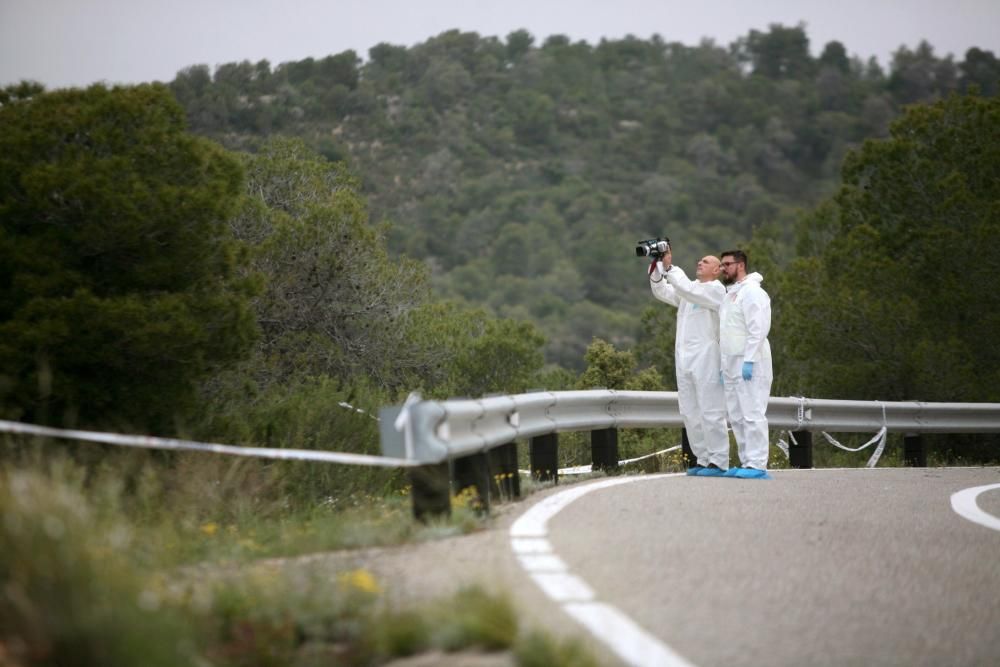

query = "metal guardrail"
[768,397,1000,435]
[381,390,1000,465]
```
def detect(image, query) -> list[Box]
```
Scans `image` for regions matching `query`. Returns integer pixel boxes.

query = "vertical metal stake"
[530,433,559,483]
[452,452,491,514]
[488,441,520,500]
[508,441,522,498]
[591,427,619,472]
[409,462,451,521]
[789,430,813,469]
[903,433,926,467]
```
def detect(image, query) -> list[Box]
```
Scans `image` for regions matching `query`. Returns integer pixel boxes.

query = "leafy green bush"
[0,468,198,666]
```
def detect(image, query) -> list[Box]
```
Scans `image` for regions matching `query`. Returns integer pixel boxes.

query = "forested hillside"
[168,24,998,368]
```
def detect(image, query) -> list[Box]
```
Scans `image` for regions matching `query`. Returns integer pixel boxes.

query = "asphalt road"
[541,467,1000,666]
[281,467,1000,666]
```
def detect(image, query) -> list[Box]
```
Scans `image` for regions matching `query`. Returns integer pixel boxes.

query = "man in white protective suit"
[717,249,773,479]
[648,247,730,476]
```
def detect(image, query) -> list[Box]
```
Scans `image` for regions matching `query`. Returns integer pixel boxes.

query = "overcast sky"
[2,0,998,89]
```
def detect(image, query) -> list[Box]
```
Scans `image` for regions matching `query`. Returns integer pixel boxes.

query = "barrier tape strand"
[0,419,418,468]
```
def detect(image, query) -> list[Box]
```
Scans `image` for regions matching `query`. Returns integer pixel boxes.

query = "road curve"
[530,467,1000,667]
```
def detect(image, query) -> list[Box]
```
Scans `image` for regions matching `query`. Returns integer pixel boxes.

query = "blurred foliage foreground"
[0,443,599,667]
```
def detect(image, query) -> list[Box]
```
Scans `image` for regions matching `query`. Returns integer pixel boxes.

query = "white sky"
[2,0,998,89]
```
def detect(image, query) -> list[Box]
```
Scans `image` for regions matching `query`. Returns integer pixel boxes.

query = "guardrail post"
[903,433,927,467]
[789,430,813,469]
[409,462,451,520]
[489,441,520,500]
[681,428,696,468]
[530,433,558,483]
[591,427,619,472]
[453,452,491,514]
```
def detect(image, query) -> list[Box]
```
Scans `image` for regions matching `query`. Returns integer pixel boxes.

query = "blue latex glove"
[742,361,754,381]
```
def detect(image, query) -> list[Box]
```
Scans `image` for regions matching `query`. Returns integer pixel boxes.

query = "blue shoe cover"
[694,465,726,477]
[686,466,705,476]
[723,467,742,477]
[728,467,772,479]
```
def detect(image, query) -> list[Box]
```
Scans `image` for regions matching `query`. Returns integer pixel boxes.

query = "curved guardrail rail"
[381,390,1000,465]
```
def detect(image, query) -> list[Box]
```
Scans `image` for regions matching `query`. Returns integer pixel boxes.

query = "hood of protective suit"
[727,272,764,292]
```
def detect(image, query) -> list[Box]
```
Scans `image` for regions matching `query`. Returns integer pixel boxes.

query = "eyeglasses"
[720,261,737,268]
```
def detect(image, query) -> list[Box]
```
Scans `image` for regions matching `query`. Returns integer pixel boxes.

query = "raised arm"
[649,261,680,307]
[663,265,725,310]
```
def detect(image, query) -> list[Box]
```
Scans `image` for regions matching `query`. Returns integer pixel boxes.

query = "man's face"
[695,255,721,282]
[719,256,740,285]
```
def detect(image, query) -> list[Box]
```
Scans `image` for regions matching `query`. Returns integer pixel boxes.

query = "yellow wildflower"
[337,568,381,594]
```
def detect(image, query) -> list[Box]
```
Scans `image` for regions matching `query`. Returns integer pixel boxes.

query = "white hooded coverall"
[719,272,772,470]
[649,263,729,469]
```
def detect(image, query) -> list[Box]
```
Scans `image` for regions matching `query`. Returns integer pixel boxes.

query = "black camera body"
[635,237,670,259]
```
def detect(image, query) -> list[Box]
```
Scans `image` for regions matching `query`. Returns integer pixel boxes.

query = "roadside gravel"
[265,477,624,665]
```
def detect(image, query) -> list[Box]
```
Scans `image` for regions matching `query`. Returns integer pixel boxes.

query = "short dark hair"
[721,249,748,271]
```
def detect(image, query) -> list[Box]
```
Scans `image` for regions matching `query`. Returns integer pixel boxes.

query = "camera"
[635,237,670,258]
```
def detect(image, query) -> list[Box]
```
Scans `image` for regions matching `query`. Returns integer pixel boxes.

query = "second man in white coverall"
[718,249,773,478]
[649,249,730,475]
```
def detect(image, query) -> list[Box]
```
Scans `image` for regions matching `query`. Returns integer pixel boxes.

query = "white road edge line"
[510,474,695,667]
[950,483,1000,532]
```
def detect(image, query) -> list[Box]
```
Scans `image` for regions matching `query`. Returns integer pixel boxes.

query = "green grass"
[0,441,596,666]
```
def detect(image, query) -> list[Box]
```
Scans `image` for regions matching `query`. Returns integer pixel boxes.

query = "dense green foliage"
[216,135,548,402]
[193,136,548,504]
[168,25,997,369]
[0,84,256,431]
[774,92,1000,403]
[0,85,548,439]
[221,136,431,391]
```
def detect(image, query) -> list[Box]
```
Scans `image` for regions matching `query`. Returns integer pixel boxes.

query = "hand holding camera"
[636,237,673,278]
[635,237,670,259]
